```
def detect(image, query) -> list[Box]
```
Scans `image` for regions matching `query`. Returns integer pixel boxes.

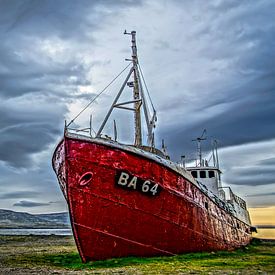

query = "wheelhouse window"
[200,171,206,178]
[191,171,198,178]
[208,170,215,178]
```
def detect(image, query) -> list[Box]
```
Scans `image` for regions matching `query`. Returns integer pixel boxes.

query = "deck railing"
[219,186,247,209]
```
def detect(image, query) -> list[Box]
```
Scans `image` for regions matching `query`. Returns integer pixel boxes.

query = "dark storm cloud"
[164,73,275,163]
[0,0,143,168]
[0,123,59,167]
[0,0,93,39]
[0,0,98,93]
[13,200,50,207]
[0,0,142,40]
[161,0,275,160]
[227,174,275,186]
[0,54,92,99]
[257,158,275,166]
[217,141,275,187]
[0,96,66,167]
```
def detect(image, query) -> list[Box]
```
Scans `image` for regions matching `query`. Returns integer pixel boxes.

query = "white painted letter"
[128,176,137,189]
[118,172,129,186]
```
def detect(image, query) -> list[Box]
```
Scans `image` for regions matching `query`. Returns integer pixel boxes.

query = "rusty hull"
[52,135,252,262]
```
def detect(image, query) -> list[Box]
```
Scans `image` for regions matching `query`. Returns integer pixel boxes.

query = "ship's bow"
[52,139,67,200]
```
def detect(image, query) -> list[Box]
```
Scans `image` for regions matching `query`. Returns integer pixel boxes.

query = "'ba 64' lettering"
[115,171,162,196]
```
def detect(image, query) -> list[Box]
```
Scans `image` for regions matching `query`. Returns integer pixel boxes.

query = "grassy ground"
[0,235,274,274]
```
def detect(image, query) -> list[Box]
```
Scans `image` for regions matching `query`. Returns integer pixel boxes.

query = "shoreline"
[0,228,72,237]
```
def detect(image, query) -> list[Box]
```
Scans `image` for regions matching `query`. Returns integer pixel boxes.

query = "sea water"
[0,228,72,235]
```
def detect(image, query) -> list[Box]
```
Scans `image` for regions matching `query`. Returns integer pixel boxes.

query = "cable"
[138,63,156,112]
[67,62,132,127]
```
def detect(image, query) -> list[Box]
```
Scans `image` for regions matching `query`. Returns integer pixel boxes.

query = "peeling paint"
[52,133,252,262]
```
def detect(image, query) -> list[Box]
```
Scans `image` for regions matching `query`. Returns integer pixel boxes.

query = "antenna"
[192,129,207,167]
[161,139,169,159]
[211,139,216,167]
[181,155,186,168]
[213,139,220,170]
[213,139,221,186]
[89,115,92,137]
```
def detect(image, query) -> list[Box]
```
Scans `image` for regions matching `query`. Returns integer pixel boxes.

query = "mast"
[96,30,156,148]
[192,129,207,167]
[213,139,221,186]
[126,30,142,146]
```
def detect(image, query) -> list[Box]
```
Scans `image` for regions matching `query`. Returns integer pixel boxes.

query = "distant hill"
[0,209,70,229]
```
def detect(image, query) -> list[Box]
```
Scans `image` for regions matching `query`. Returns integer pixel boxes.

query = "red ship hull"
[53,134,252,262]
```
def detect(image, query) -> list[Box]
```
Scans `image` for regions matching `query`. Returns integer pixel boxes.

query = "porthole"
[79,172,93,186]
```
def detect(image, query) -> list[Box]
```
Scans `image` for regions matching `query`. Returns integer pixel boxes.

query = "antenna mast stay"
[192,129,207,167]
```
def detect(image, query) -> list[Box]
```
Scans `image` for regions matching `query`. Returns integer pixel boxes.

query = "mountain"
[36,212,70,224]
[0,209,70,229]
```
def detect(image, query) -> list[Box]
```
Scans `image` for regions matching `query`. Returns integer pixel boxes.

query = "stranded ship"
[52,31,254,262]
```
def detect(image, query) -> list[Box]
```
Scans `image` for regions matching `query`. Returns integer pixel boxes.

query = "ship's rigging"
[66,30,157,149]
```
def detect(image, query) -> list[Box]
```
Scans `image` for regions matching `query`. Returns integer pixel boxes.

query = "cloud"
[13,200,51,207]
[0,0,145,169]
[154,0,275,161]
[257,158,275,166]
[0,0,143,41]
[0,191,39,199]
[0,94,66,168]
[0,0,274,212]
[220,140,275,187]
[255,225,275,229]
[246,192,275,197]
[227,164,275,186]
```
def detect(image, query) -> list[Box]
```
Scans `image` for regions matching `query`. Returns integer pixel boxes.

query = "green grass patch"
[16,241,275,271]
[1,236,275,273]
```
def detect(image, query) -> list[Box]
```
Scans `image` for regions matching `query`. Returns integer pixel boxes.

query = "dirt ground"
[0,235,274,274]
[0,235,140,274]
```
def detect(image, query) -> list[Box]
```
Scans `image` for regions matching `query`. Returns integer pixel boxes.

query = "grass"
[0,236,274,274]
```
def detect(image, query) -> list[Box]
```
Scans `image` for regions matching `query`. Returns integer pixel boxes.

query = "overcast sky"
[0,0,274,216]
